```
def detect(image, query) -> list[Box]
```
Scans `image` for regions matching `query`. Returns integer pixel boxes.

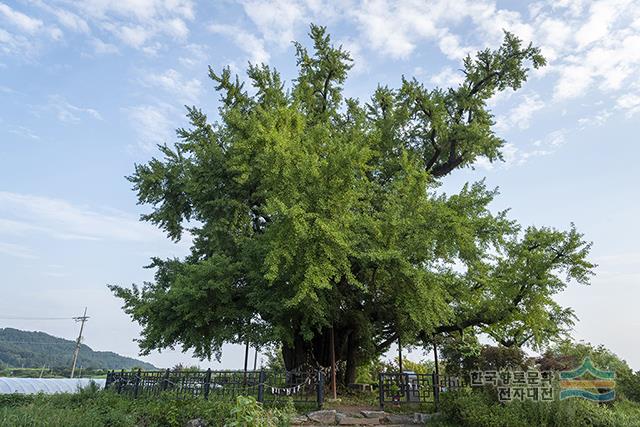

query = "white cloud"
[553,65,592,101]
[337,37,367,75]
[0,2,43,33]
[47,95,103,123]
[616,93,640,117]
[125,103,176,151]
[0,2,62,57]
[240,0,306,47]
[116,24,151,48]
[0,192,163,243]
[31,1,90,33]
[574,0,626,49]
[179,43,209,68]
[495,94,545,132]
[142,69,202,104]
[52,8,89,33]
[209,24,270,64]
[578,109,613,128]
[475,128,563,170]
[533,129,566,148]
[90,38,119,55]
[40,0,195,52]
[0,241,37,259]
[9,126,40,140]
[428,67,465,87]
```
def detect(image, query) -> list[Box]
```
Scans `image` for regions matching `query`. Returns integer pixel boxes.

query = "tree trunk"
[282,326,360,387]
[345,331,357,385]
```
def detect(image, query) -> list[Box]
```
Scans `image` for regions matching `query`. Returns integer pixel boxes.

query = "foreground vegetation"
[0,387,295,427]
[3,387,640,427]
[440,390,640,427]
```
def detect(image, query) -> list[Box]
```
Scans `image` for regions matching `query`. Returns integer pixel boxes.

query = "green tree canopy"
[110,25,594,384]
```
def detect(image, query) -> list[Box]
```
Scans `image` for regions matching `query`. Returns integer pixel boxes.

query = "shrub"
[440,389,640,427]
[0,390,295,427]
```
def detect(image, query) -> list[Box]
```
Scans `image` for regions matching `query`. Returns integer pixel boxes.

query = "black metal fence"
[105,368,324,408]
[378,372,467,409]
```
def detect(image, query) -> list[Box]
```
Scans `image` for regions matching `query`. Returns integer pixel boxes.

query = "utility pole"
[70,307,89,379]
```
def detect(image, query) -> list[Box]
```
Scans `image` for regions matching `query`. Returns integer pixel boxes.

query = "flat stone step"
[292,410,439,426]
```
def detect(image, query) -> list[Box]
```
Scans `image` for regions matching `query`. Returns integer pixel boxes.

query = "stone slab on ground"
[291,415,311,424]
[336,414,380,425]
[308,409,338,425]
[382,414,415,424]
[413,412,438,423]
[360,410,385,419]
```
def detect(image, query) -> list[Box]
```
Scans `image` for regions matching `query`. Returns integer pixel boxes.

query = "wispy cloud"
[209,24,270,64]
[124,103,177,152]
[90,37,119,55]
[46,95,103,123]
[0,2,43,33]
[142,69,202,104]
[9,126,40,140]
[0,241,38,259]
[495,94,545,132]
[68,0,194,51]
[0,191,164,242]
[427,67,465,87]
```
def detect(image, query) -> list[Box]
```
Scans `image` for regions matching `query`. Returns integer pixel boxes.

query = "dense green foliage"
[111,24,594,382]
[0,389,294,427]
[441,338,531,376]
[537,340,640,404]
[440,389,640,427]
[0,328,156,370]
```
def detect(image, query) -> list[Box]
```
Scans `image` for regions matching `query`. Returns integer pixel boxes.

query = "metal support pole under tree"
[379,373,384,409]
[253,346,258,371]
[117,369,124,394]
[433,340,440,411]
[162,368,170,391]
[204,368,212,400]
[243,339,250,386]
[330,326,337,399]
[398,335,405,403]
[316,369,325,409]
[70,307,89,378]
[133,368,141,398]
[398,336,403,374]
[257,369,266,403]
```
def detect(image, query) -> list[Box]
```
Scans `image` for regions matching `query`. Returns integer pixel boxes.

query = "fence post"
[161,368,170,392]
[257,369,265,403]
[133,368,142,399]
[379,373,384,410]
[316,370,324,409]
[117,369,124,394]
[105,370,112,388]
[204,368,212,400]
[432,371,440,412]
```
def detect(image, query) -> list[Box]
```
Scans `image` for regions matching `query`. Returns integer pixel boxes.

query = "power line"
[0,341,82,345]
[0,316,74,320]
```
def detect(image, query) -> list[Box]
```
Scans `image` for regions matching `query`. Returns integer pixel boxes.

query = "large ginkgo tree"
[111,25,594,384]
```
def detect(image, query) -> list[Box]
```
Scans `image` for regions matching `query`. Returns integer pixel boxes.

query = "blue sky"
[1,0,639,370]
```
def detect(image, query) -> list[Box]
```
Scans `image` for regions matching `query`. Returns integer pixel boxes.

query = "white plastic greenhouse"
[0,378,106,394]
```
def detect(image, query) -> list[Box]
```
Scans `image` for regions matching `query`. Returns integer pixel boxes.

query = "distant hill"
[0,328,156,370]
